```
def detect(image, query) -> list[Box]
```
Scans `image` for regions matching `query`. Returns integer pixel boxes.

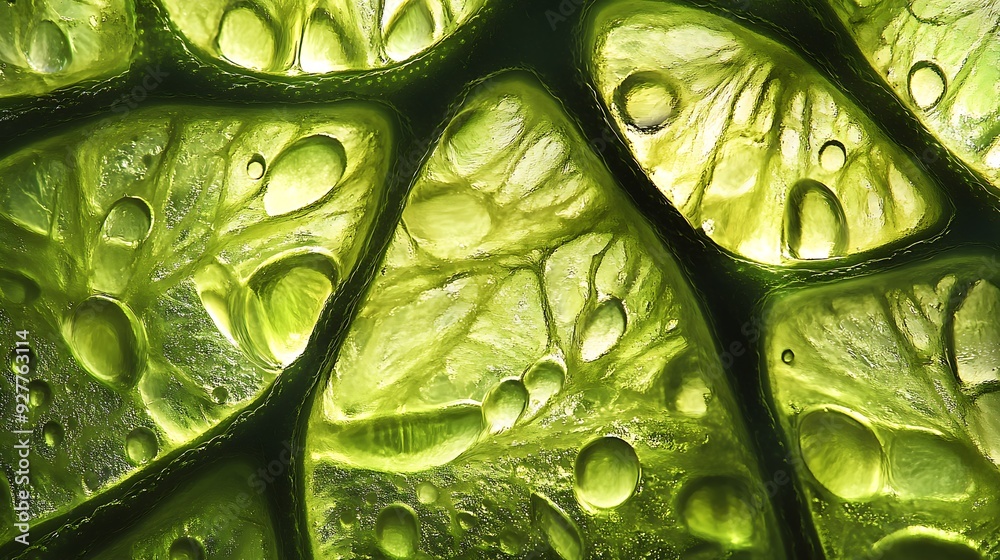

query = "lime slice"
[0,0,136,98]
[303,72,784,559]
[158,0,488,74]
[828,0,1000,193]
[585,0,948,266]
[764,254,1000,558]
[0,102,392,537]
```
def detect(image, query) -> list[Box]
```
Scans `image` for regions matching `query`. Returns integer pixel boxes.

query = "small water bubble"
[43,421,64,447]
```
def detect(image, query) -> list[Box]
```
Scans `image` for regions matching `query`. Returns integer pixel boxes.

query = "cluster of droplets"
[211,0,448,73]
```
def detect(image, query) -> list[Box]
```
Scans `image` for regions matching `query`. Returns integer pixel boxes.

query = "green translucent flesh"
[87,461,279,559]
[764,254,1000,559]
[0,103,391,538]
[828,0,1000,193]
[585,0,948,266]
[0,0,136,98]
[304,73,784,559]
[159,0,487,75]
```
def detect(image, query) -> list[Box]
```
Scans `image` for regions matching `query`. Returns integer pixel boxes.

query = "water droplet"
[383,0,436,62]
[169,536,205,560]
[531,493,584,560]
[216,5,276,71]
[950,280,1000,386]
[888,431,971,499]
[416,481,438,504]
[376,503,420,559]
[27,379,51,409]
[212,386,229,404]
[65,296,146,387]
[818,140,846,172]
[872,527,981,560]
[403,189,493,260]
[102,197,153,246]
[125,426,158,465]
[679,477,756,548]
[908,61,946,110]
[457,510,477,530]
[574,436,640,511]
[482,378,528,434]
[0,270,40,304]
[25,21,71,74]
[616,71,679,131]
[781,349,794,364]
[43,421,64,447]
[578,298,627,362]
[263,135,347,216]
[499,529,525,555]
[321,402,484,472]
[242,251,337,367]
[300,9,349,73]
[246,154,265,180]
[783,179,848,260]
[339,509,358,527]
[799,409,882,499]
[523,357,565,414]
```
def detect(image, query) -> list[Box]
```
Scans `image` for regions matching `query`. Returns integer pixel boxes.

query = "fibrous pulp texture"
[303,72,785,560]
[585,0,947,266]
[0,103,392,540]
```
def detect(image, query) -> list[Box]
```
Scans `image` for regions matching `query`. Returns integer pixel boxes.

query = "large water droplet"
[263,135,347,216]
[27,379,51,410]
[522,357,565,415]
[818,140,846,172]
[320,402,484,472]
[383,0,436,62]
[217,5,276,71]
[0,270,40,304]
[102,197,153,246]
[908,61,947,110]
[300,9,349,73]
[242,251,337,367]
[194,262,238,344]
[574,436,640,511]
[531,493,584,560]
[25,20,71,74]
[482,378,527,434]
[376,503,420,559]
[578,298,626,362]
[125,427,158,465]
[798,409,882,500]
[43,420,64,447]
[951,280,1000,386]
[679,477,756,548]
[783,179,849,260]
[403,189,492,259]
[872,527,981,560]
[65,296,145,387]
[169,536,205,560]
[415,481,438,504]
[616,71,679,131]
[888,430,972,499]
